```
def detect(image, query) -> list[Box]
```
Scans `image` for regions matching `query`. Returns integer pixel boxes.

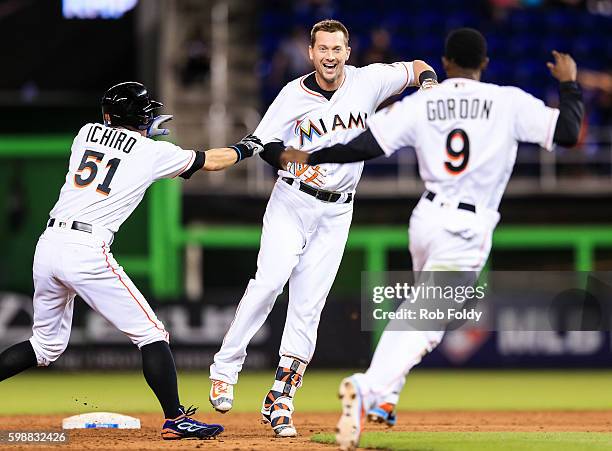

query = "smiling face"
[309,30,351,91]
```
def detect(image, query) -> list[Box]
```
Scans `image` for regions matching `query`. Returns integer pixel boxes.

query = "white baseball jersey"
[368,78,560,210]
[49,123,197,232]
[210,62,415,385]
[255,63,415,192]
[29,122,196,366]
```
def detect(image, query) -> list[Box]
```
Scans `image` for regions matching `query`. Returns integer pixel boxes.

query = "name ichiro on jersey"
[85,124,137,153]
[295,111,368,147]
[426,98,493,122]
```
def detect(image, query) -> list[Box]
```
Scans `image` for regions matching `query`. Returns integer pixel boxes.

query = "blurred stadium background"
[1,0,612,424]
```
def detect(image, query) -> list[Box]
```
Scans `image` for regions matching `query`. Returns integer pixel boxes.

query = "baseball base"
[62,412,141,429]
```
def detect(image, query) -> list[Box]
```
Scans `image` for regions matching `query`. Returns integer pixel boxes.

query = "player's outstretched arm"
[280,129,385,169]
[547,51,584,147]
[259,142,286,170]
[411,60,438,89]
[203,135,264,171]
[201,148,240,171]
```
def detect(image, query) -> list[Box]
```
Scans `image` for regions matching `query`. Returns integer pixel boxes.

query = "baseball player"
[0,82,262,440]
[208,19,438,437]
[282,28,584,450]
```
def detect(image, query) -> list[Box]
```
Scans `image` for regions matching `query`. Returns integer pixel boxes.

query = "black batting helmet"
[101,81,163,130]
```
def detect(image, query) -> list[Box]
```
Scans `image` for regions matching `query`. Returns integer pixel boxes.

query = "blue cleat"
[367,403,397,427]
[161,405,224,440]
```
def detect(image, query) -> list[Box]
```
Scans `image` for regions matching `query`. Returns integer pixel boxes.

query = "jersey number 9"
[74,150,121,196]
[444,129,469,175]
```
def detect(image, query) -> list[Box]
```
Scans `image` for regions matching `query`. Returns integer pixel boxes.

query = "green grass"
[312,432,612,451]
[1,369,612,415]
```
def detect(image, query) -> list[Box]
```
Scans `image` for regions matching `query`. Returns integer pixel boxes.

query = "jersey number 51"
[74,149,121,196]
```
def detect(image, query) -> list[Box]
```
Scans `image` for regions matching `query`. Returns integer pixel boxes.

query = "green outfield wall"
[2,136,612,300]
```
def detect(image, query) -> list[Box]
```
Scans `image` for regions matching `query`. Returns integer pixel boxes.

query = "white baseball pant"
[210,179,353,384]
[29,225,168,367]
[354,196,499,406]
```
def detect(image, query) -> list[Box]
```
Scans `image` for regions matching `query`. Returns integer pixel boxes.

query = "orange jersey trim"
[172,150,197,178]
[102,243,168,337]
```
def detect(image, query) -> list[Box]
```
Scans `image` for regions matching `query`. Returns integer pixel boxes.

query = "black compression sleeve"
[0,340,37,381]
[259,141,285,170]
[307,129,385,165]
[179,151,205,179]
[553,81,584,147]
[141,341,181,419]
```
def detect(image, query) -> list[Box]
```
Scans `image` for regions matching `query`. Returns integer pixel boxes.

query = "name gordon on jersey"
[85,124,137,153]
[426,98,493,122]
[294,111,368,147]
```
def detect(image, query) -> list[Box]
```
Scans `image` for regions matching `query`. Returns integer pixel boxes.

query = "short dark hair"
[444,28,487,69]
[310,19,349,47]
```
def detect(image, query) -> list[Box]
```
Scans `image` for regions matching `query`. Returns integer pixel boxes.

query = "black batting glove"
[230,134,264,162]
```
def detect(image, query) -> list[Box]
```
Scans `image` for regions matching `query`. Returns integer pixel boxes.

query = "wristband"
[418,69,438,86]
[230,144,245,163]
[230,134,263,163]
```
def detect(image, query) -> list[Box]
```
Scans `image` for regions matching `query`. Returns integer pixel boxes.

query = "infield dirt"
[2,410,611,450]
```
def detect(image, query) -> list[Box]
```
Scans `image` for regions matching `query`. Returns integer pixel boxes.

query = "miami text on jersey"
[294,112,368,147]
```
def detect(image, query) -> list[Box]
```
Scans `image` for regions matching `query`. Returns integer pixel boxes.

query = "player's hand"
[547,51,577,83]
[280,147,309,170]
[147,115,173,138]
[237,134,264,155]
[230,134,264,162]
